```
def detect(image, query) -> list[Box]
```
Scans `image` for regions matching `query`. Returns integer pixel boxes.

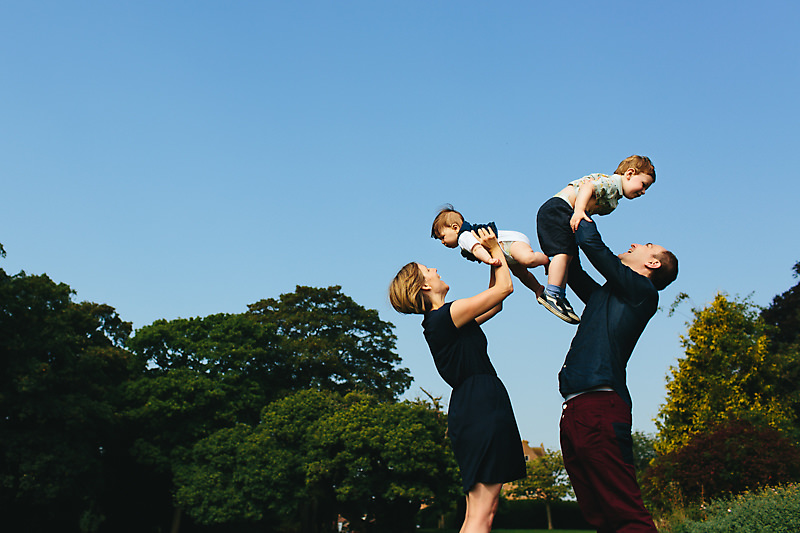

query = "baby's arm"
[570,180,596,231]
[459,230,502,266]
[470,244,501,266]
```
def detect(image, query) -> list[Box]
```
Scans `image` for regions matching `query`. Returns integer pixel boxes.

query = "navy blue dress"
[422,302,526,493]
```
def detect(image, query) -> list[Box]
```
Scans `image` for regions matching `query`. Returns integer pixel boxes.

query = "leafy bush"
[666,484,800,532]
[642,418,800,512]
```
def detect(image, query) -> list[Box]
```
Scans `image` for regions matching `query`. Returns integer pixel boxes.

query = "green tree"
[123,313,283,532]
[175,390,459,533]
[642,418,800,512]
[174,389,341,531]
[127,312,282,423]
[309,392,459,532]
[247,285,412,400]
[128,285,413,417]
[761,261,800,349]
[124,286,414,532]
[655,293,799,453]
[632,430,657,475]
[0,269,135,531]
[505,448,573,530]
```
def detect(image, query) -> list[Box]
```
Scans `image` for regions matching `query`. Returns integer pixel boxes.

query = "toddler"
[536,155,656,324]
[431,205,549,298]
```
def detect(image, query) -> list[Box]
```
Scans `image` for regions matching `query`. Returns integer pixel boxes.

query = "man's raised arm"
[574,220,653,301]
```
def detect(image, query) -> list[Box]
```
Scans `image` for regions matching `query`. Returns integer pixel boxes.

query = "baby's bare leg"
[508,241,550,269]
[547,254,572,287]
[510,264,545,298]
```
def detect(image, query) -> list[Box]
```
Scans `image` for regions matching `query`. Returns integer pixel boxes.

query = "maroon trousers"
[560,391,657,533]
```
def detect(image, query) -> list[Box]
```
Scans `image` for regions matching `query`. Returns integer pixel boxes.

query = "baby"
[431,205,549,298]
[536,155,656,324]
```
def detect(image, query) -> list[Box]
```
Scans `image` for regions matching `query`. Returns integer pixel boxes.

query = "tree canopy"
[120,286,417,532]
[648,265,800,512]
[643,419,800,512]
[655,293,800,453]
[174,390,459,533]
[504,447,572,530]
[0,269,136,530]
[247,285,412,400]
[762,261,800,349]
[1,268,428,533]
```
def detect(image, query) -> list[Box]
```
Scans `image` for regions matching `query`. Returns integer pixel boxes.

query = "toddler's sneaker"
[537,293,580,324]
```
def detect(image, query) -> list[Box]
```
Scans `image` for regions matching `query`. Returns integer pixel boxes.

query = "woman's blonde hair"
[389,262,428,314]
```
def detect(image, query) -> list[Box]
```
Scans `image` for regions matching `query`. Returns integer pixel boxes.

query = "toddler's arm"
[470,244,502,266]
[570,180,596,231]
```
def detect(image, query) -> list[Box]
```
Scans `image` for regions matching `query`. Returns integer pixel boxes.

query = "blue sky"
[2,1,798,449]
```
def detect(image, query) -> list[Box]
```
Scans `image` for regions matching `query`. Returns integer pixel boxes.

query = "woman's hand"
[449,225,512,327]
[473,226,500,252]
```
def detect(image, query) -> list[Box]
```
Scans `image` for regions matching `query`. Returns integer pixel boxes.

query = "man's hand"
[570,211,593,232]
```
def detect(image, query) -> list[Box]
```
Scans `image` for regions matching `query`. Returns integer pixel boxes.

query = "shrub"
[642,418,800,512]
[666,484,800,532]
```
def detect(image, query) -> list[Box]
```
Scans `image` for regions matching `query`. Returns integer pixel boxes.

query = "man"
[559,220,678,532]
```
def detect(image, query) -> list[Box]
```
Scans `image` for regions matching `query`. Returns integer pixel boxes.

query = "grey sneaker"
[537,293,580,324]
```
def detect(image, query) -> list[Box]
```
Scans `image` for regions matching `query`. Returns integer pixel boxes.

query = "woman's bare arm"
[449,227,514,328]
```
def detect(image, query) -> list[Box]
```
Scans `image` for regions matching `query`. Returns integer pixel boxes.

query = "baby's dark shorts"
[537,197,579,257]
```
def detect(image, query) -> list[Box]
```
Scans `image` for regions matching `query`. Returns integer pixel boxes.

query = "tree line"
[0,249,460,532]
[3,241,800,531]
[640,261,800,515]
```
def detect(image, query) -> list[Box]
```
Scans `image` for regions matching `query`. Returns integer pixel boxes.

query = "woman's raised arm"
[449,227,514,328]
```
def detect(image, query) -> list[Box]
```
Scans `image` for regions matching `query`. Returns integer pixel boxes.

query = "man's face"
[618,242,667,268]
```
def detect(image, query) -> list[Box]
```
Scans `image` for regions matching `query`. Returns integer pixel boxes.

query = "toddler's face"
[622,172,654,199]
[437,224,460,248]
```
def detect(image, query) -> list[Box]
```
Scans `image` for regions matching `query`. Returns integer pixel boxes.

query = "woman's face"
[417,263,448,294]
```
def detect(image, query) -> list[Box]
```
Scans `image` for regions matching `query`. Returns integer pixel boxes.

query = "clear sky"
[2,1,798,449]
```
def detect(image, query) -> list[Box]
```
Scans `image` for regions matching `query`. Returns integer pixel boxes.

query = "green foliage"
[310,392,459,532]
[173,424,263,523]
[0,268,136,530]
[128,312,278,374]
[761,261,800,349]
[2,272,436,532]
[128,285,413,421]
[127,312,282,424]
[664,484,800,533]
[505,448,572,502]
[122,368,240,472]
[656,293,800,453]
[642,418,800,513]
[504,448,573,530]
[247,285,412,400]
[175,389,460,533]
[631,430,657,474]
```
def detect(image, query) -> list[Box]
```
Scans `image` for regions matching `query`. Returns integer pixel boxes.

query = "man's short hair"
[650,250,678,290]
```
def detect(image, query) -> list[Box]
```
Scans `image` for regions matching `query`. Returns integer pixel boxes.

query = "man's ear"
[645,257,661,271]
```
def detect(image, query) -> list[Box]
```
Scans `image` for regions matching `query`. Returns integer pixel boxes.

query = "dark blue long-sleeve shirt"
[559,221,658,407]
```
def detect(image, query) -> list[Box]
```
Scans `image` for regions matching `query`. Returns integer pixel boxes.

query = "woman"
[389,227,526,533]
